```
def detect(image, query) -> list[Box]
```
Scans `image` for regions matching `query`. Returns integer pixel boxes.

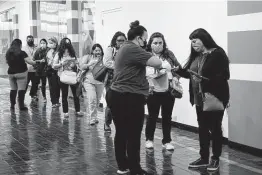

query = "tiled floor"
[0,78,262,175]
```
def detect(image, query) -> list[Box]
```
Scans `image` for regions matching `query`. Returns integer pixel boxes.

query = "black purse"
[91,58,108,82]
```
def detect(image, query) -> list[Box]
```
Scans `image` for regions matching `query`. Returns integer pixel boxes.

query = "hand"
[159,69,166,74]
[61,60,68,66]
[192,75,202,83]
[172,66,180,71]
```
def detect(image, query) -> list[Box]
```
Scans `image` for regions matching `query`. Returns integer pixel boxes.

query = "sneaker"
[188,158,209,168]
[20,106,28,111]
[64,113,69,118]
[162,142,174,150]
[10,105,15,110]
[90,119,96,125]
[43,98,47,103]
[32,96,38,101]
[207,159,219,171]
[145,140,154,149]
[99,103,103,108]
[117,169,129,174]
[52,104,57,108]
[104,124,111,132]
[76,111,84,116]
[56,103,61,107]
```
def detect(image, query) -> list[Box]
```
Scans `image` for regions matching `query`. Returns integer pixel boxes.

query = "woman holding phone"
[174,28,230,172]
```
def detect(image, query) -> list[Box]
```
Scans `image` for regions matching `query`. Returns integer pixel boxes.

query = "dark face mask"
[139,37,147,50]
[27,40,34,47]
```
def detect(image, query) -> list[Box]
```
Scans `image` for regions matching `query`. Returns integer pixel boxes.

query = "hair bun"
[130,20,140,29]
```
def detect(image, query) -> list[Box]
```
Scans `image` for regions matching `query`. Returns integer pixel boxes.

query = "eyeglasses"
[116,39,125,42]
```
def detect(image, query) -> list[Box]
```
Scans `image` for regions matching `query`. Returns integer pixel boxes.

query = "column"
[29,0,40,44]
[13,7,19,39]
[66,0,80,57]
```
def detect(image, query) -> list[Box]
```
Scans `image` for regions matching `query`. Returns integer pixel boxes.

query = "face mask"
[139,37,147,49]
[27,40,34,47]
[48,43,55,49]
[152,45,163,54]
[40,44,46,49]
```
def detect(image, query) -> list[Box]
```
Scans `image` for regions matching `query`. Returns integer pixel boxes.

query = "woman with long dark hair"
[6,39,38,110]
[106,20,162,175]
[81,43,104,125]
[53,38,82,118]
[145,32,181,151]
[174,28,230,172]
[103,31,127,132]
[46,36,60,108]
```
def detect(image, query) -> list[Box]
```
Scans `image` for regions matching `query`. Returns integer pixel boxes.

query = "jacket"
[177,47,230,107]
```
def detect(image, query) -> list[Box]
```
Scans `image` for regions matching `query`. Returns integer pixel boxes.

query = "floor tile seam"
[151,133,262,174]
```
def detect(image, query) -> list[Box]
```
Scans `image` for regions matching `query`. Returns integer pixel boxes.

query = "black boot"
[18,90,28,110]
[10,90,17,110]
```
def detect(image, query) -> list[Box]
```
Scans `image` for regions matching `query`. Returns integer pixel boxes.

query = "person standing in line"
[53,38,83,118]
[106,20,162,175]
[81,44,105,125]
[23,35,38,101]
[46,36,60,108]
[145,32,181,151]
[6,39,38,110]
[174,28,230,172]
[33,39,48,103]
[103,31,127,132]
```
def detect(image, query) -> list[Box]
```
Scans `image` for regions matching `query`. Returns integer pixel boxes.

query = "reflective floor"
[0,78,262,175]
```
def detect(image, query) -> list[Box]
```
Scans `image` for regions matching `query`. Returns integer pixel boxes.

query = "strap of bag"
[198,54,208,99]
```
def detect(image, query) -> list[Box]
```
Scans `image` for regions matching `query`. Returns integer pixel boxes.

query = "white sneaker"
[145,140,154,149]
[162,142,174,150]
[116,169,129,174]
[76,111,84,116]
[90,119,96,125]
[64,113,69,118]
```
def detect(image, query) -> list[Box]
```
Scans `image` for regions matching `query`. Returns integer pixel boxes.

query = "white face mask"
[48,42,56,49]
[151,45,163,54]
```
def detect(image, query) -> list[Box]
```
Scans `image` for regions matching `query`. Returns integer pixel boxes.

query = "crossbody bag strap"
[198,55,208,99]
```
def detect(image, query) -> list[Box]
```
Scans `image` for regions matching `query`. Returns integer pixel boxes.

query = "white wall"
[0,1,31,46]
[95,1,229,137]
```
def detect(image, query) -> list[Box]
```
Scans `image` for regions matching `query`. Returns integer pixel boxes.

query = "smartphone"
[187,69,209,80]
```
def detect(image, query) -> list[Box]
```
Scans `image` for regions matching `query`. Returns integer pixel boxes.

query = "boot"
[10,90,17,110]
[18,90,28,110]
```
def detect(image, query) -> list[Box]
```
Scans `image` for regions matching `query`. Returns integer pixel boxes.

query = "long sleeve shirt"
[103,47,116,69]
[22,45,37,72]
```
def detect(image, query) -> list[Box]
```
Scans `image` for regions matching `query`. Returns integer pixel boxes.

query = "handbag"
[60,70,77,85]
[76,69,88,97]
[169,77,183,99]
[91,58,108,82]
[202,92,224,111]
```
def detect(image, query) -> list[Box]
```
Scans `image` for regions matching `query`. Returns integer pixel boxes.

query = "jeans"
[47,73,60,104]
[83,81,104,121]
[60,81,80,113]
[26,72,38,97]
[196,106,224,160]
[145,91,175,144]
[36,76,47,98]
[104,85,112,125]
[106,89,145,172]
